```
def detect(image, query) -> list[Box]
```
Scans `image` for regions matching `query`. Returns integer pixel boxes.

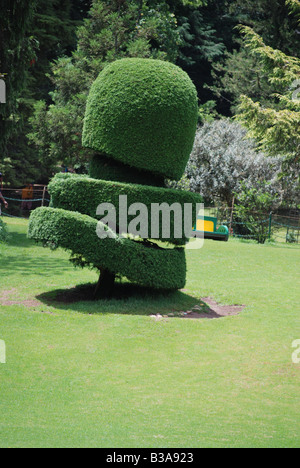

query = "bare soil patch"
[0,289,41,308]
[182,297,245,319]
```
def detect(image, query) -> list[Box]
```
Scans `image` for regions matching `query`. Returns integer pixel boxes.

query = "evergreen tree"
[28,0,183,171]
[229,0,300,56]
[209,0,300,114]
[0,0,36,167]
[0,0,87,185]
[175,0,238,110]
[236,18,300,183]
[209,41,276,113]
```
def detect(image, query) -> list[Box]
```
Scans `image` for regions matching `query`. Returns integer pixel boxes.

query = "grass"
[0,217,299,448]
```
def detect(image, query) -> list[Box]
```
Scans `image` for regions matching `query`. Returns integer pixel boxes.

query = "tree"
[175,120,296,207]
[208,0,300,114]
[28,0,184,171]
[30,0,83,102]
[28,58,202,298]
[236,21,300,175]
[175,0,238,113]
[228,0,300,56]
[0,0,87,186]
[209,41,276,114]
[0,0,37,162]
[234,183,279,244]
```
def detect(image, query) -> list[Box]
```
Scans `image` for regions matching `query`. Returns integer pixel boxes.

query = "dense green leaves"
[236,25,300,172]
[28,207,187,289]
[89,153,165,186]
[0,0,37,166]
[82,58,198,180]
[48,172,203,245]
[234,183,279,244]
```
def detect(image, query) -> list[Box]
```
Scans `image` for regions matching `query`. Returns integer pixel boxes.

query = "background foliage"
[1,0,299,214]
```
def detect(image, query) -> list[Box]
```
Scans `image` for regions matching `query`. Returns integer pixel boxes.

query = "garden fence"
[206,206,300,244]
[1,188,299,245]
[0,186,50,218]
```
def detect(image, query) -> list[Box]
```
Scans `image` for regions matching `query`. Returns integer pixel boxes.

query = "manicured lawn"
[0,218,299,448]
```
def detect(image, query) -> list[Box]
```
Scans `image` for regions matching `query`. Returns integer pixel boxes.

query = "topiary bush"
[28,58,200,298]
[0,218,8,243]
[47,173,202,246]
[89,153,165,187]
[82,58,198,181]
[29,207,187,290]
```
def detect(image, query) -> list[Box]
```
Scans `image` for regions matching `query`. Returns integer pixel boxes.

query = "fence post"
[229,196,235,235]
[41,186,46,207]
[268,212,272,240]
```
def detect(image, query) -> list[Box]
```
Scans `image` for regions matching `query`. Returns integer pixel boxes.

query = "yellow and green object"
[194,216,229,242]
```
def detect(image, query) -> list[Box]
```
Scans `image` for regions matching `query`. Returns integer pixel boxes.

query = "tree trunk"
[94,268,116,300]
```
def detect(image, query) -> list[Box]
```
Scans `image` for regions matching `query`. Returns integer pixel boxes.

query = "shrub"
[89,153,165,187]
[48,173,203,245]
[28,208,186,290]
[82,58,198,181]
[185,120,283,206]
[29,59,199,297]
[0,218,8,243]
[234,183,279,244]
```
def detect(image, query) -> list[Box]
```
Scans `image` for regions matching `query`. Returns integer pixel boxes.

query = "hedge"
[82,58,198,181]
[48,173,203,245]
[28,207,187,290]
[89,153,165,187]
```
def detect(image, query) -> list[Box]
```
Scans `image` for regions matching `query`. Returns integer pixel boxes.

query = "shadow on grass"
[36,282,208,317]
[6,231,33,249]
[0,253,71,277]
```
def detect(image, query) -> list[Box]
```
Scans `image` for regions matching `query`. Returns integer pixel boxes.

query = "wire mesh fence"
[0,186,50,218]
[1,186,299,245]
[205,206,300,245]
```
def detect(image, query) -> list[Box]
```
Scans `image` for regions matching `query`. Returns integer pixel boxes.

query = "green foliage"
[0,0,83,186]
[28,0,187,170]
[0,0,37,166]
[82,58,198,180]
[209,0,300,114]
[28,207,187,290]
[0,218,8,243]
[48,173,202,245]
[28,55,200,292]
[209,41,276,113]
[229,0,300,56]
[30,0,80,101]
[234,183,279,244]
[197,100,219,124]
[28,95,91,175]
[236,25,300,173]
[178,9,226,68]
[89,154,165,187]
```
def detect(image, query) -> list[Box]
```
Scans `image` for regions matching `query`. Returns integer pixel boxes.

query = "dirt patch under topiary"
[0,289,41,308]
[182,297,245,319]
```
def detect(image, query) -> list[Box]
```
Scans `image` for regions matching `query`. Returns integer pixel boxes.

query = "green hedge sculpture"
[28,58,201,298]
[82,58,198,180]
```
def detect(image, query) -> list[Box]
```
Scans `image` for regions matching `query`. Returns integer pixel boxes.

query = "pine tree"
[28,0,183,171]
[236,16,300,182]
[0,0,36,163]
[174,0,239,113]
[0,0,87,185]
[229,0,300,56]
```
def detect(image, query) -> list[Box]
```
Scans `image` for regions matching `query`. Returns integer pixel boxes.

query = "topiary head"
[82,58,198,181]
